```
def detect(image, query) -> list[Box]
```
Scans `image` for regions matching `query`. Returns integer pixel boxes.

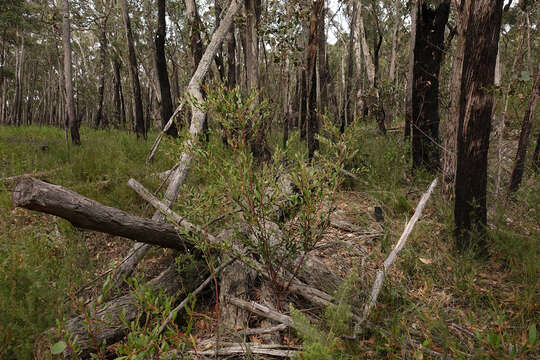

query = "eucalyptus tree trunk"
[341,2,355,133]
[386,2,399,124]
[155,0,177,137]
[353,0,363,119]
[317,3,328,113]
[12,30,25,126]
[307,0,323,161]
[411,1,450,172]
[508,60,540,193]
[357,0,385,134]
[405,0,418,140]
[282,56,290,148]
[94,15,108,129]
[533,133,540,172]
[62,0,80,145]
[453,0,503,250]
[120,0,146,139]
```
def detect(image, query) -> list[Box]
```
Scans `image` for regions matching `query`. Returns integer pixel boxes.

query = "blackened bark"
[112,58,124,128]
[508,59,540,193]
[341,2,356,133]
[300,69,307,138]
[120,0,146,139]
[411,1,450,171]
[307,0,323,161]
[318,4,328,112]
[226,25,236,89]
[454,0,503,250]
[95,17,108,129]
[155,0,177,137]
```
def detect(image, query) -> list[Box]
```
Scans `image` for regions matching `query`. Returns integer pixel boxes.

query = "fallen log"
[190,343,301,358]
[12,177,186,250]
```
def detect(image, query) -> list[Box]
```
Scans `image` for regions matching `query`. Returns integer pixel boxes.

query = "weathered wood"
[229,297,294,327]
[12,177,186,250]
[360,178,437,325]
[192,343,300,358]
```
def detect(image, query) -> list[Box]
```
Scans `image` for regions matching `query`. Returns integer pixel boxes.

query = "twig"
[158,258,235,334]
[359,178,438,327]
[1,168,60,183]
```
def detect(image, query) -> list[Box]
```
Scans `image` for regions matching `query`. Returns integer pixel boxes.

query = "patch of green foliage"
[0,125,173,360]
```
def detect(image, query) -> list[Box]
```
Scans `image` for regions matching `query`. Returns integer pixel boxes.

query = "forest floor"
[0,125,538,360]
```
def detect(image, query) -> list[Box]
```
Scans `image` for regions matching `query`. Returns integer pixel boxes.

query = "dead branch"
[12,177,187,250]
[228,297,294,327]
[360,178,438,325]
[146,99,185,164]
[191,343,301,358]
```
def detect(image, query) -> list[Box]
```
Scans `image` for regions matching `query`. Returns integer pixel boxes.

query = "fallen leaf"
[419,257,433,265]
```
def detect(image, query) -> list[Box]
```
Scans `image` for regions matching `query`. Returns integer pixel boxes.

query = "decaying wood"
[157,258,236,334]
[51,228,234,357]
[236,323,288,336]
[191,343,301,358]
[12,177,186,250]
[229,297,294,327]
[61,264,182,358]
[359,178,437,326]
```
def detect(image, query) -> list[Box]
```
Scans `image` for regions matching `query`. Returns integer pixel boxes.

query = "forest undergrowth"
[0,124,538,359]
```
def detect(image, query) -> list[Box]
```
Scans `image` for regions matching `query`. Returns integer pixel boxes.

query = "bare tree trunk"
[155,0,177,137]
[62,0,80,145]
[411,1,450,172]
[353,0,363,119]
[318,3,328,113]
[282,56,290,148]
[533,133,540,171]
[453,0,503,250]
[94,15,108,129]
[386,2,399,125]
[341,2,355,133]
[120,0,146,139]
[307,0,323,161]
[405,0,418,141]
[508,59,540,193]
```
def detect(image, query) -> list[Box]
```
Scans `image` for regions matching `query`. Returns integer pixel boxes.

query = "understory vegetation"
[1,122,538,359]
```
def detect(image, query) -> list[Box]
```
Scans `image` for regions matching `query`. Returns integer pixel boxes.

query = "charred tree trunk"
[307,0,323,161]
[341,2,356,133]
[94,16,108,129]
[120,0,146,139]
[453,0,503,250]
[62,0,80,145]
[411,1,450,172]
[533,133,540,172]
[508,59,540,193]
[155,0,177,137]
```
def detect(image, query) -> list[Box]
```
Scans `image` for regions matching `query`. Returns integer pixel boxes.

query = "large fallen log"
[12,177,186,250]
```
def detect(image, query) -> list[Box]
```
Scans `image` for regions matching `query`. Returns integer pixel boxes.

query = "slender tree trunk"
[341,3,356,133]
[353,0,363,119]
[405,0,418,140]
[62,0,80,145]
[453,0,503,250]
[386,3,399,125]
[226,23,236,89]
[318,3,328,113]
[508,60,540,193]
[155,0,177,137]
[307,0,323,161]
[411,1,450,172]
[282,56,290,148]
[94,16,108,129]
[120,0,146,139]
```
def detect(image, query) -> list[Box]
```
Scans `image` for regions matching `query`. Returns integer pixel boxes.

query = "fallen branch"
[236,324,288,336]
[229,297,294,327]
[146,99,185,164]
[360,178,438,324]
[191,343,301,358]
[12,177,187,250]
